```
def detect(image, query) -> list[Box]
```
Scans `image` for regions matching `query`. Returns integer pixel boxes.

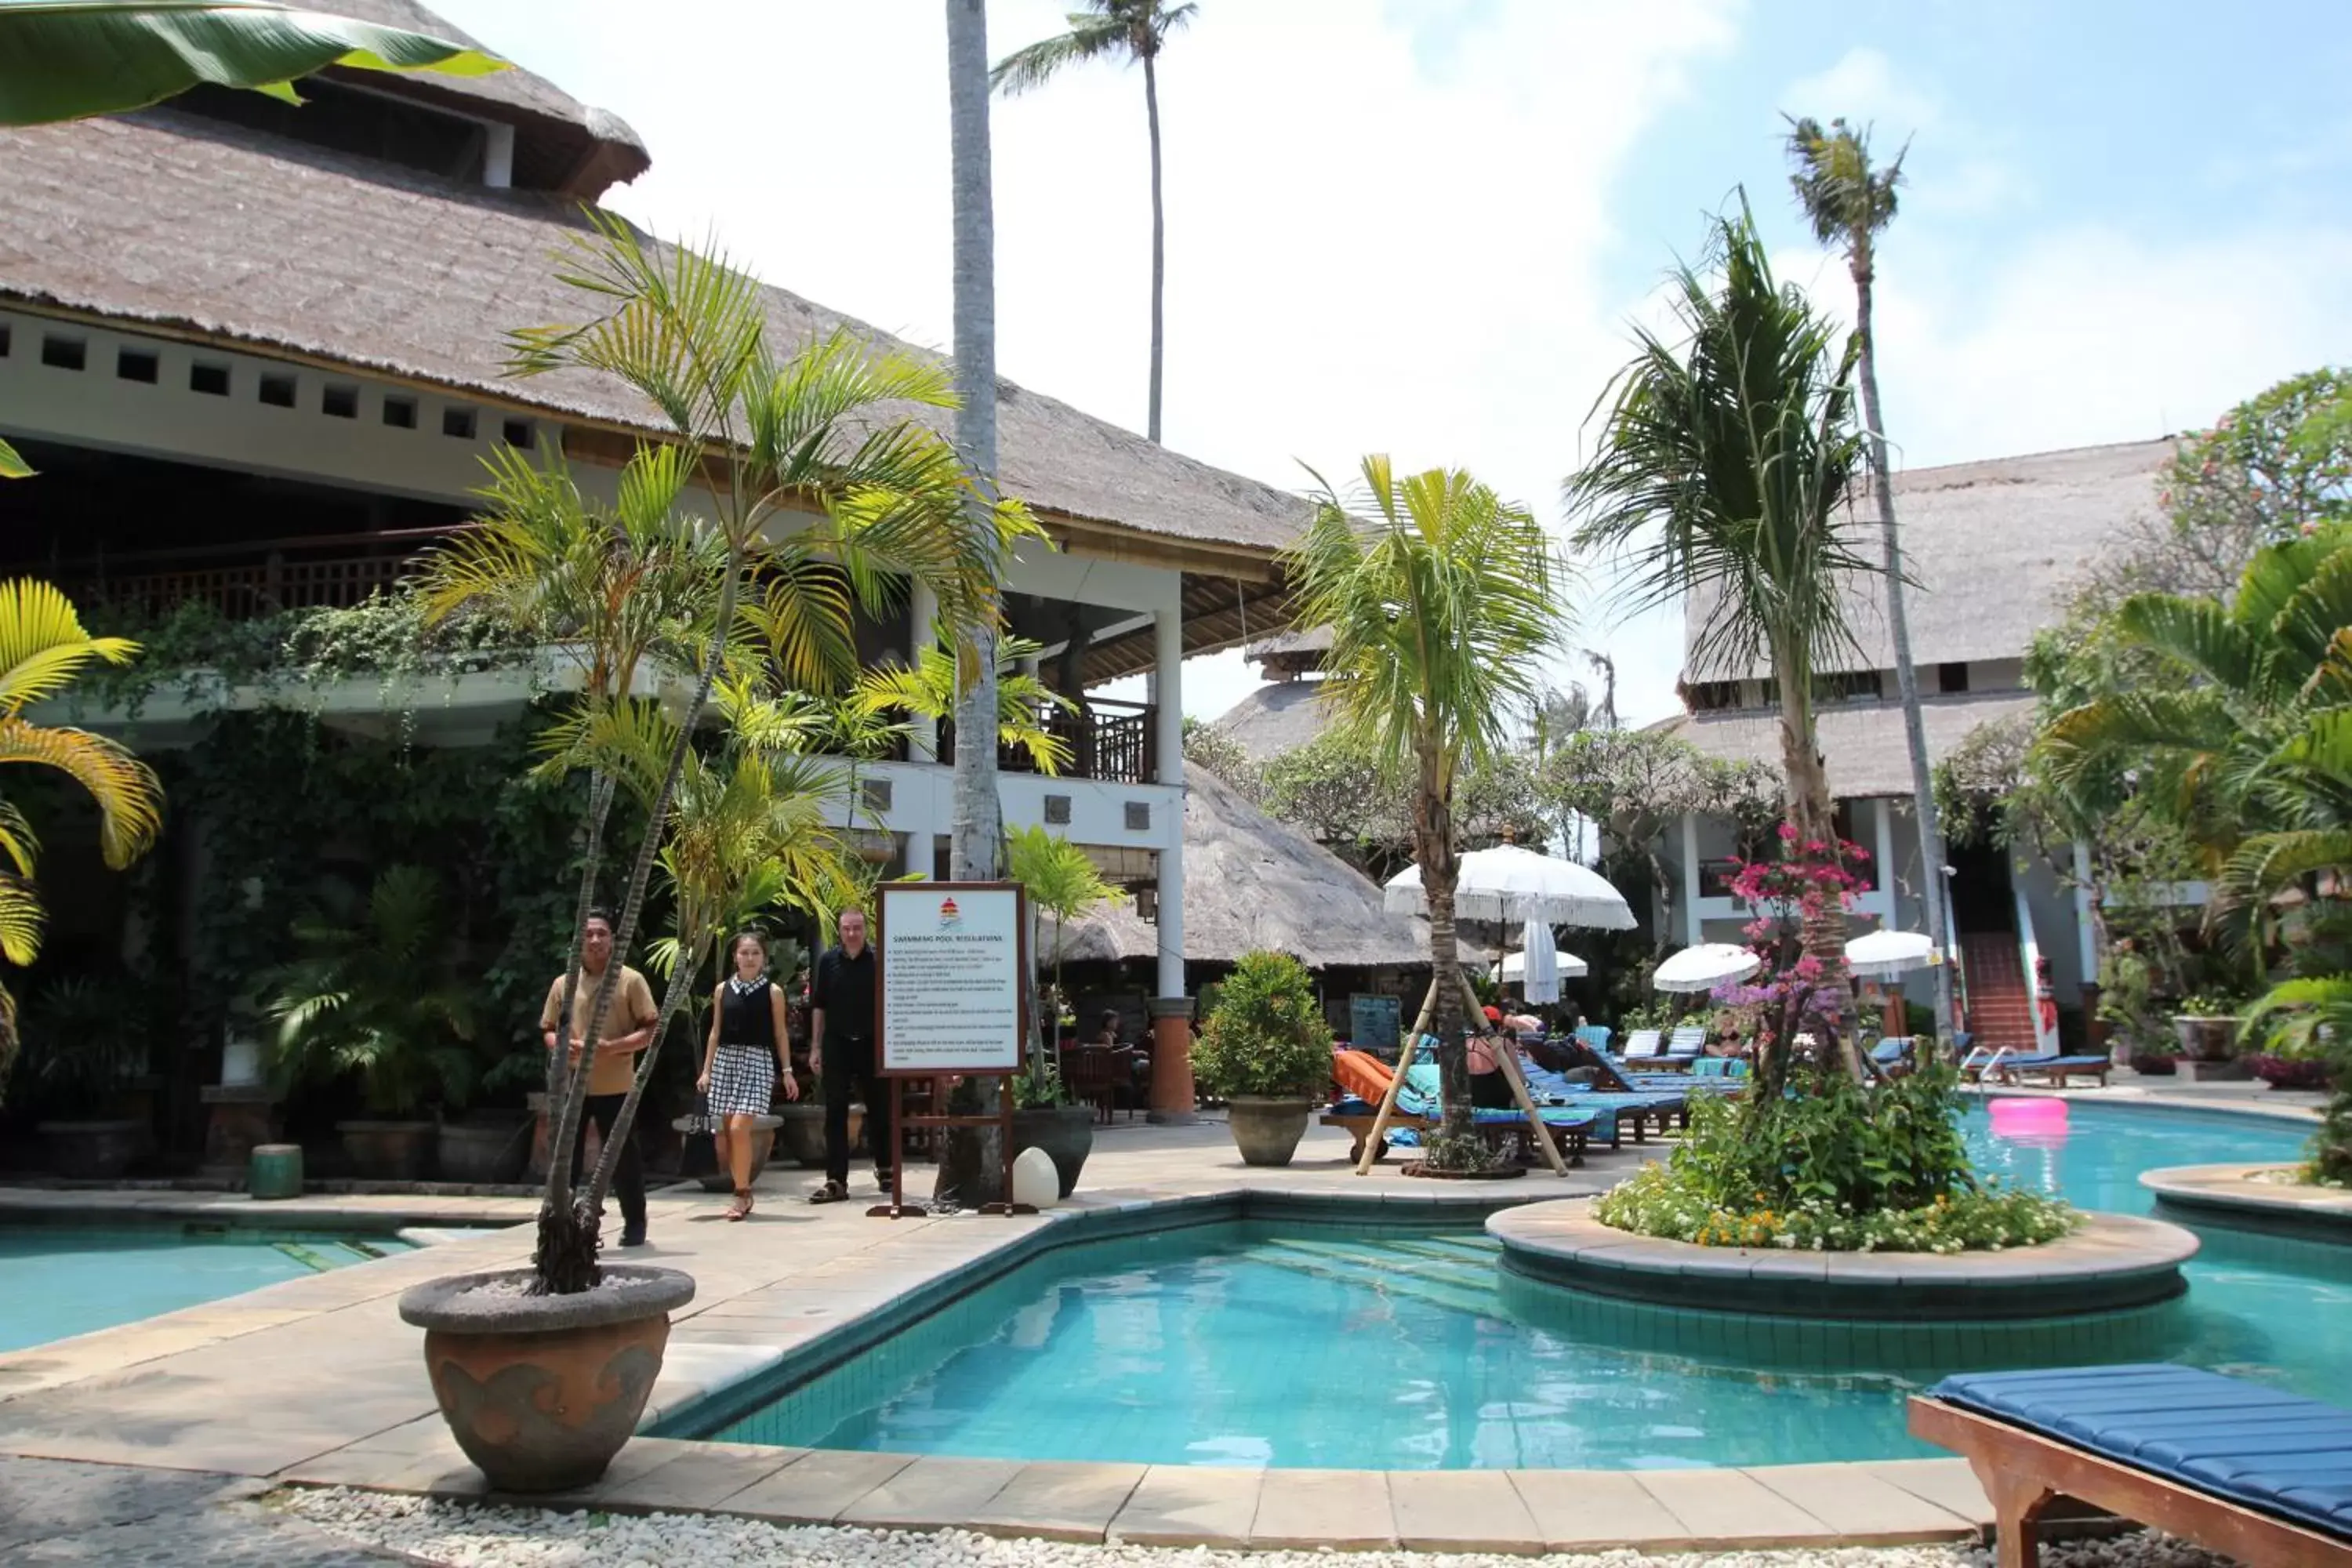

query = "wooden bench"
[1910,1364,2352,1567]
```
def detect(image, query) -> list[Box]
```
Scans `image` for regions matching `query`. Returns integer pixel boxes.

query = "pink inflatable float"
[1989,1097,2069,1138]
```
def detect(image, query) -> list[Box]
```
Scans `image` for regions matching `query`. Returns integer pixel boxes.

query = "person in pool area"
[1468,1009,1518,1109]
[808,906,887,1205]
[539,908,662,1248]
[697,929,798,1221]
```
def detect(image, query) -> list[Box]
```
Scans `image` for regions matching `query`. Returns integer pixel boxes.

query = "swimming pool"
[0,1223,409,1354]
[706,1101,2351,1470]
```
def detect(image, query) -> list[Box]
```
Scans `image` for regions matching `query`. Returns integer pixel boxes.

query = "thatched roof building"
[0,0,1310,677]
[1045,768,1466,970]
[1207,628,1338,764]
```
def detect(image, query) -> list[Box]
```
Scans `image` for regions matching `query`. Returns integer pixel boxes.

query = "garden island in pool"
[662,1100,2352,1472]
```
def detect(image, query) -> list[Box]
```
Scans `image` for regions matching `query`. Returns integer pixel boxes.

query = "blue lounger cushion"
[2013,1055,2109,1070]
[1470,1105,1596,1131]
[1928,1364,2352,1542]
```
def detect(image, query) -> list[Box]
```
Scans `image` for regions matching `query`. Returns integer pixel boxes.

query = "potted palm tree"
[1192,950,1333,1167]
[267,866,479,1181]
[20,977,148,1179]
[392,223,1030,1494]
[1004,823,1119,1195]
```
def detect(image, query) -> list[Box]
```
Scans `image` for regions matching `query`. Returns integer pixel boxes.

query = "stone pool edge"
[2141,1161,2352,1240]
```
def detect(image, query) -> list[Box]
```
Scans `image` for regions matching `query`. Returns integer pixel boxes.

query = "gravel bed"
[269,1488,2244,1568]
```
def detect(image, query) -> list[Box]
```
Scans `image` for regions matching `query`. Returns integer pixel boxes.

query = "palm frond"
[989,16,1129,96]
[0,798,38,878]
[0,579,140,716]
[0,717,165,866]
[0,872,45,966]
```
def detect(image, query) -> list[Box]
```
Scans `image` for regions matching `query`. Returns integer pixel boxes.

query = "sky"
[430,0,2352,729]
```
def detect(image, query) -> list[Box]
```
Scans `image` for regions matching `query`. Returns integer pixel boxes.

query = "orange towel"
[1331,1047,1394,1103]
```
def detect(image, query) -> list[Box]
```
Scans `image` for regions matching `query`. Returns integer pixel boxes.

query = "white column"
[907,581,938,763]
[483,122,515,189]
[1679,811,1701,948]
[1873,797,1896,924]
[1153,608,1185,998]
[2072,837,2098,982]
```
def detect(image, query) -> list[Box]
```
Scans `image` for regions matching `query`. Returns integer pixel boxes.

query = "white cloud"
[1780,45,1936,139]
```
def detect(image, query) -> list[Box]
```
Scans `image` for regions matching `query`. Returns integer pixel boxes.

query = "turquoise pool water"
[0,1225,408,1354]
[710,1102,2351,1470]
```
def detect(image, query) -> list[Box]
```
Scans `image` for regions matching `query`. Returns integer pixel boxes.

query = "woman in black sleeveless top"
[697,930,796,1220]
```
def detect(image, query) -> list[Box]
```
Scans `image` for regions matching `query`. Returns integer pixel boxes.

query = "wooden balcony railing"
[34,525,466,620]
[939,696,1158,786]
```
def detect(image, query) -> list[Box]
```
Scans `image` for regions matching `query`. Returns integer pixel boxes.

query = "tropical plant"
[852,637,1073,774]
[0,1,504,479]
[423,217,1033,1292]
[8,975,147,1117]
[991,0,1196,443]
[1007,822,1123,1098]
[0,580,165,1075]
[1566,197,1868,970]
[1785,114,1953,1041]
[1286,457,1569,1167]
[1190,949,1330,1099]
[2243,977,2352,1184]
[1179,713,1254,788]
[1254,726,1548,884]
[266,866,479,1117]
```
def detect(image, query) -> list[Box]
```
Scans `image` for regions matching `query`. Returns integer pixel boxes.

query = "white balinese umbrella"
[1512,920,1577,1003]
[1385,844,1636,929]
[1653,942,1762,994]
[1846,928,1936,979]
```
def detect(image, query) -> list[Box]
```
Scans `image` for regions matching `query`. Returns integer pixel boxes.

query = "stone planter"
[337,1120,436,1181]
[398,1265,695,1494]
[775,1102,858,1168]
[673,1112,781,1191]
[35,1119,142,1180]
[2129,1052,2179,1076]
[1011,1105,1094,1198]
[1225,1095,1314,1167]
[2172,1015,2239,1062]
[438,1114,529,1185]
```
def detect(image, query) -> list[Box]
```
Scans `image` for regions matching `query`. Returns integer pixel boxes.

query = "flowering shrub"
[1594,1162,2078,1253]
[1709,829,1873,1093]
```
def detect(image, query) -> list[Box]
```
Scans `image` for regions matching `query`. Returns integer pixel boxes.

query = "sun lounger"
[1618,1028,1662,1062]
[1910,1364,2352,1567]
[1871,1036,1917,1074]
[1574,1023,1613,1054]
[1664,1025,1707,1062]
[1998,1054,2112,1088]
[1688,1057,1749,1080]
[1324,1054,1592,1165]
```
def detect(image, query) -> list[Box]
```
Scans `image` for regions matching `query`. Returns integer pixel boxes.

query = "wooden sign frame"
[868,881,1036,1220]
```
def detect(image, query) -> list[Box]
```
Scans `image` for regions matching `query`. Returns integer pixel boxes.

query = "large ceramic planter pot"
[35,1119,141,1180]
[398,1265,695,1494]
[674,1112,781,1191]
[437,1114,529,1185]
[2130,1052,2179,1077]
[2172,1016,2238,1063]
[1011,1105,1094,1197]
[338,1120,436,1181]
[1225,1095,1314,1167]
[775,1102,858,1168]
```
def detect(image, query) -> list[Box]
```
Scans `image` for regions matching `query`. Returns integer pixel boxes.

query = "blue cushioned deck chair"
[1574,1023,1613,1054]
[1996,1052,2113,1088]
[1617,1028,1662,1062]
[1663,1025,1707,1064]
[1910,1364,2352,1567]
[1870,1036,1917,1076]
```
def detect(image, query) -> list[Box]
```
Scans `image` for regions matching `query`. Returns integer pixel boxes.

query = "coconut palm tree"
[853,637,1073,775]
[991,0,1196,444]
[0,580,165,1073]
[1287,457,1568,1168]
[1567,198,1869,873]
[0,1,505,479]
[427,218,1033,1291]
[1785,114,1955,1040]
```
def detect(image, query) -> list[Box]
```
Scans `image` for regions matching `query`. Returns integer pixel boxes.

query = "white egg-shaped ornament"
[1011,1145,1061,1209]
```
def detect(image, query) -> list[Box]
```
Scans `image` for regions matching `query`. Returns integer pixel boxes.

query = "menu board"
[877,883,1026,1074]
[1348,993,1402,1053]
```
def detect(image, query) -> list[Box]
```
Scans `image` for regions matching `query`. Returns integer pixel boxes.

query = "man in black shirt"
[808,906,886,1203]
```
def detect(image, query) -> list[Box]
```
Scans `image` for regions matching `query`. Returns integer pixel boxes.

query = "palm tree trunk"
[1142,48,1165,445]
[537,556,745,1292]
[590,932,701,1210]
[945,0,1006,1205]
[1853,246,1955,1042]
[1414,750,1477,1168]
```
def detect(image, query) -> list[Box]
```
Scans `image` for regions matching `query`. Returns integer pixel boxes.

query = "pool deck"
[0,1080,2324,1555]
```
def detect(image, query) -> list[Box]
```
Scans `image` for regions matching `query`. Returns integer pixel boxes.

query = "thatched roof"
[1044,768,1457,970]
[0,112,1313,564]
[307,0,649,194]
[1655,691,2038,799]
[1207,679,1337,765]
[1684,440,2172,681]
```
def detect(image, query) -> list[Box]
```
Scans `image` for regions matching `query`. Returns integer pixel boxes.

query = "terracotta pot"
[35,1119,142,1180]
[2172,1016,2238,1063]
[399,1265,695,1494]
[1225,1095,1314,1167]
[1011,1105,1094,1197]
[437,1115,528,1185]
[673,1112,781,1191]
[338,1120,437,1181]
[775,1102,859,1168]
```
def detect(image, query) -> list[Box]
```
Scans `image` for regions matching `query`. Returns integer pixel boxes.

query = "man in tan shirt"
[540,908,662,1246]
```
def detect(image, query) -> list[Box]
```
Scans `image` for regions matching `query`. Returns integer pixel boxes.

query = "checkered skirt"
[707,1043,777,1118]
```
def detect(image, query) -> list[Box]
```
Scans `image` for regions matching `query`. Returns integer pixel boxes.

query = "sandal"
[808,1180,848,1205]
[726,1189,753,1221]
